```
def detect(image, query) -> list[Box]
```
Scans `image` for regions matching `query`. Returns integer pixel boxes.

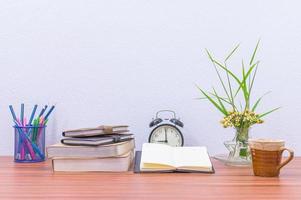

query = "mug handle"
[278,147,294,171]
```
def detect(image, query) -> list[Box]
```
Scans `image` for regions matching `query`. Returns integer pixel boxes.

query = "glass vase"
[223,127,252,166]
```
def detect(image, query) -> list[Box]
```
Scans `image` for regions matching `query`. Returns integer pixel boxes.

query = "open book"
[136,143,214,173]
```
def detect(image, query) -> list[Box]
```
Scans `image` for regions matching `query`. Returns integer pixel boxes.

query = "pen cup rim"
[13,125,47,128]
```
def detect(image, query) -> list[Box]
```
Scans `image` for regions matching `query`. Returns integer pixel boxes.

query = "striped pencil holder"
[14,125,46,163]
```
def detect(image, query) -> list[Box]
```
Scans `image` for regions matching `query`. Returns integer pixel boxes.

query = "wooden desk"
[0,156,300,200]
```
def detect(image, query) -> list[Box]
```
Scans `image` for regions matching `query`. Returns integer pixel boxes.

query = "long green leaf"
[209,92,232,105]
[251,91,271,112]
[195,97,208,100]
[250,39,260,65]
[224,62,235,110]
[199,94,233,106]
[225,44,240,62]
[249,63,259,95]
[213,88,228,115]
[206,49,232,103]
[241,60,249,108]
[239,102,243,112]
[205,48,214,62]
[215,59,250,109]
[234,61,259,97]
[213,60,241,85]
[196,86,228,116]
[248,64,252,90]
[197,91,231,103]
[259,107,281,118]
[252,98,262,112]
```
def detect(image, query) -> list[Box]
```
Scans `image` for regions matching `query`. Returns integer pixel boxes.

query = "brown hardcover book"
[47,139,135,158]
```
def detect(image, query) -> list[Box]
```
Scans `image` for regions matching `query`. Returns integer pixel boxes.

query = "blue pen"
[42,105,48,117]
[9,105,17,121]
[29,105,38,125]
[40,105,48,117]
[20,103,24,125]
[44,105,55,120]
[38,108,45,117]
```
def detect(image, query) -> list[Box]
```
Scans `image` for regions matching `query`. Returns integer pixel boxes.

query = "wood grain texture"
[0,156,300,200]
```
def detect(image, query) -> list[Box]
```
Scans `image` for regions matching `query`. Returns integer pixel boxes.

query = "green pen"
[33,119,39,143]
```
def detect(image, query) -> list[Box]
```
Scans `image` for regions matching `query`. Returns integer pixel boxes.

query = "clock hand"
[156,140,168,143]
[164,128,168,143]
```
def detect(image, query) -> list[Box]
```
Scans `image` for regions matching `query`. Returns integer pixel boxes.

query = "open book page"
[172,146,212,171]
[140,143,174,170]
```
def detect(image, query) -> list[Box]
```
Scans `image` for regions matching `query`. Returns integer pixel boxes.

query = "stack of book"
[47,125,135,172]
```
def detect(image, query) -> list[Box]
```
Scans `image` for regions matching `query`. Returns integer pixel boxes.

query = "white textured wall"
[0,0,300,155]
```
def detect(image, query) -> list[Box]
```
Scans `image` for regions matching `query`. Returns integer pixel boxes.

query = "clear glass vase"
[224,127,251,166]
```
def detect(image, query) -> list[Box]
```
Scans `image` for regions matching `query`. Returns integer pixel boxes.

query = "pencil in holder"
[14,125,46,163]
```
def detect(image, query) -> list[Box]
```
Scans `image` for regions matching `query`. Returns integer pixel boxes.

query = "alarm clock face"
[149,124,184,147]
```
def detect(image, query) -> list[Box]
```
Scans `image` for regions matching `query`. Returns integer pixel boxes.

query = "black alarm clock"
[148,110,184,147]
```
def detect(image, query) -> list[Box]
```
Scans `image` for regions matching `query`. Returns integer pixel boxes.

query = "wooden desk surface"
[0,156,300,200]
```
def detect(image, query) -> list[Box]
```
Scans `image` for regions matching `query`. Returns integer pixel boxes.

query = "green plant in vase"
[197,41,280,166]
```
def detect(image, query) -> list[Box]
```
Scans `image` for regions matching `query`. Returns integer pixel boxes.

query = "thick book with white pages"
[47,139,135,158]
[136,143,214,173]
[52,151,134,172]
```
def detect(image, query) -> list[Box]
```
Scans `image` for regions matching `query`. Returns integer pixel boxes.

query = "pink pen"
[24,139,36,160]
[20,144,25,160]
[23,118,28,135]
[16,119,26,160]
[16,119,36,160]
[24,118,27,127]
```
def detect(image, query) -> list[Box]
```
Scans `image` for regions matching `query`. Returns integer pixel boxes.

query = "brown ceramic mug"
[249,139,294,177]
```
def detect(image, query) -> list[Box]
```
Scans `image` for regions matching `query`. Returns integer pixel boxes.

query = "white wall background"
[0,0,300,156]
